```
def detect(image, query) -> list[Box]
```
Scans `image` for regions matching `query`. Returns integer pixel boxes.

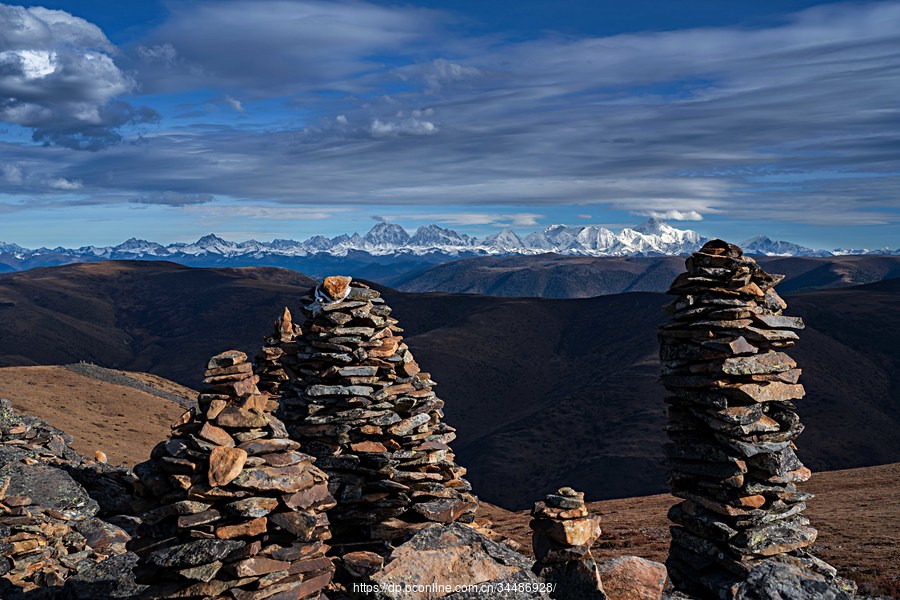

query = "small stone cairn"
[255,307,300,400]
[133,350,335,599]
[530,487,606,600]
[659,239,843,597]
[266,276,478,559]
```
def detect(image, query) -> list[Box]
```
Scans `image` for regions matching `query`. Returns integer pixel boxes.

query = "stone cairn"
[659,239,840,597]
[133,350,335,599]
[530,487,605,600]
[259,276,478,563]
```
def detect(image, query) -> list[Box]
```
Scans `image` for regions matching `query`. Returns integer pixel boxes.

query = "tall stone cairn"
[530,487,606,600]
[659,239,840,598]
[133,350,335,600]
[270,276,478,557]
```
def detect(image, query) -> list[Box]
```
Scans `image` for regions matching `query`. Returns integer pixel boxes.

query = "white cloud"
[2,164,23,185]
[577,214,592,219]
[638,209,704,221]
[224,96,244,113]
[130,191,214,206]
[48,177,82,190]
[370,116,437,137]
[0,4,156,149]
[509,213,541,226]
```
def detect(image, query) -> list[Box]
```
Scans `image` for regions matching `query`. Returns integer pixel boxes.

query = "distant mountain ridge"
[1,218,897,273]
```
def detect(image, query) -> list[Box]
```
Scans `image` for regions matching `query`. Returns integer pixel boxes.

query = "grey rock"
[0,446,98,518]
[730,559,853,600]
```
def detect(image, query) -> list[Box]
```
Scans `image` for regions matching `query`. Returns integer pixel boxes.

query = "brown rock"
[215,516,267,539]
[342,551,384,578]
[322,275,353,300]
[232,464,324,493]
[350,440,388,453]
[532,516,602,546]
[206,399,228,420]
[597,556,667,600]
[215,406,269,429]
[234,556,291,577]
[199,422,235,447]
[208,446,248,487]
[208,350,248,369]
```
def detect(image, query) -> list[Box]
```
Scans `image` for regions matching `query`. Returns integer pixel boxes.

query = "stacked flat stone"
[0,398,138,596]
[274,276,478,557]
[256,307,301,399]
[530,487,605,600]
[659,239,836,597]
[0,493,130,593]
[133,350,335,600]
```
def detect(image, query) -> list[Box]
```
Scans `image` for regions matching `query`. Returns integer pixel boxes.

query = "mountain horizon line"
[2,218,898,261]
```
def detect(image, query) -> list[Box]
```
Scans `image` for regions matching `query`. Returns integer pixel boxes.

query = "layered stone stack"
[0,493,130,594]
[0,398,139,597]
[256,307,301,399]
[133,350,335,599]
[272,276,478,557]
[530,487,605,600]
[659,239,840,598]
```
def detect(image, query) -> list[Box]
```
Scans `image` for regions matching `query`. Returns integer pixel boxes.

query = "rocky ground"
[481,463,900,598]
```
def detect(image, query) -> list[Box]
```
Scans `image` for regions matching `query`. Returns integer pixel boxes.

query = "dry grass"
[0,365,185,465]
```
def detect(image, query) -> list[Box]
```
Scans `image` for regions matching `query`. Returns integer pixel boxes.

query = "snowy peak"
[483,229,525,251]
[113,238,170,256]
[410,224,470,248]
[740,236,831,257]
[364,222,411,247]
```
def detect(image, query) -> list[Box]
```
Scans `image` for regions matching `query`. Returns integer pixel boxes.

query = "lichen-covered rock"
[729,559,855,600]
[371,523,549,600]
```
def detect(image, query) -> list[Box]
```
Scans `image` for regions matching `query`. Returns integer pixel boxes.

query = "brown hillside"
[0,365,189,465]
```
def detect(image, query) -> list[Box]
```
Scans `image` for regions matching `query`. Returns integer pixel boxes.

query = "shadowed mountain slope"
[390,254,900,298]
[0,261,897,508]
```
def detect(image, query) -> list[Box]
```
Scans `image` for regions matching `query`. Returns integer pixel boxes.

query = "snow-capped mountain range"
[0,219,896,269]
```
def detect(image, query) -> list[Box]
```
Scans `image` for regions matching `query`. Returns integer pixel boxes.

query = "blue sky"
[1,0,899,249]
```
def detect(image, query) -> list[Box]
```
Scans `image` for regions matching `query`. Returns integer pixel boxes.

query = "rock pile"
[658,240,843,598]
[530,487,606,600]
[268,276,478,557]
[0,398,140,598]
[0,492,130,594]
[133,350,335,599]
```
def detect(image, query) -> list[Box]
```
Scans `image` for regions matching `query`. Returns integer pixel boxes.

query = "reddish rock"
[215,516,267,539]
[597,557,666,600]
[322,275,352,300]
[208,446,247,487]
[199,422,235,447]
